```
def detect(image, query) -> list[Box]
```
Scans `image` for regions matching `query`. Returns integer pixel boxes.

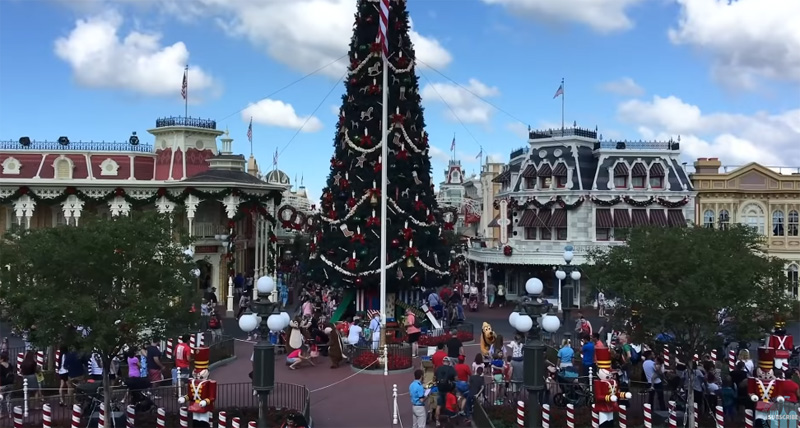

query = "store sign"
[498,200,510,245]
[195,246,219,254]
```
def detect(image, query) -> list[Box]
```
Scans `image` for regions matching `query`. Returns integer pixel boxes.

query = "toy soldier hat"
[596,347,612,370]
[758,347,774,371]
[193,346,210,374]
[775,315,786,329]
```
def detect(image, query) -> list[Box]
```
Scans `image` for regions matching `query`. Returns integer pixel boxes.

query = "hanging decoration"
[493,196,585,211]
[589,195,690,208]
[441,206,459,231]
[503,245,513,257]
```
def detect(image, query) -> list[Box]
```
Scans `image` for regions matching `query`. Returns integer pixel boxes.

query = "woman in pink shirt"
[405,308,421,357]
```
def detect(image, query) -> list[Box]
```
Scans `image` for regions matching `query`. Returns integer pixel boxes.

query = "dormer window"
[537,164,552,189]
[613,163,628,188]
[553,163,568,188]
[649,163,665,188]
[631,163,647,188]
[521,164,536,189]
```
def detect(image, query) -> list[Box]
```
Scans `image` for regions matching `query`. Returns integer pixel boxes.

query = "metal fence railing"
[2,381,310,427]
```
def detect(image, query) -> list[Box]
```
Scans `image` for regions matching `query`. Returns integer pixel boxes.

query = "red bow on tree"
[374,161,382,173]
[366,215,380,227]
[309,242,317,253]
[347,196,357,208]
[328,210,338,220]
[402,226,413,241]
[346,254,358,270]
[340,178,350,189]
[369,83,380,95]
[391,113,405,125]
[405,247,418,258]
[350,59,360,70]
[370,42,382,54]
[350,233,365,244]
[361,134,373,146]
[427,213,436,223]
[269,234,277,243]
[396,55,409,68]
[414,199,426,211]
[396,148,408,161]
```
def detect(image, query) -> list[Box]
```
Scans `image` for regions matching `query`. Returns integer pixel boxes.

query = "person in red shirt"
[174,334,192,386]
[454,355,471,382]
[432,343,447,369]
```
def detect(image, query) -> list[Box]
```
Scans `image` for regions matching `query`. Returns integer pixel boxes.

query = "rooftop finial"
[225,126,229,136]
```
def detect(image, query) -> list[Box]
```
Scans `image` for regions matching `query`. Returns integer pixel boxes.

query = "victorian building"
[0,117,286,314]
[436,159,482,237]
[465,126,696,304]
[690,158,800,299]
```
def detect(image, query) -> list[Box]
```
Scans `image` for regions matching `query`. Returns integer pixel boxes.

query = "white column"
[467,261,472,284]
[254,217,261,280]
[13,195,35,229]
[483,263,489,305]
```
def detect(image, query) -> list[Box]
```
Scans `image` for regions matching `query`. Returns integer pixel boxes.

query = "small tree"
[0,212,199,415]
[585,225,793,425]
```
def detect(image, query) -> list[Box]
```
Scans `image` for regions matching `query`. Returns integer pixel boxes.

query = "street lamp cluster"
[509,277,562,427]
[555,245,581,315]
[238,276,291,428]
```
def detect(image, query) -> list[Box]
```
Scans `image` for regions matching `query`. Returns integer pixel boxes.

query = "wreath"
[503,245,513,256]
[278,205,297,229]
[441,206,459,231]
[293,211,307,231]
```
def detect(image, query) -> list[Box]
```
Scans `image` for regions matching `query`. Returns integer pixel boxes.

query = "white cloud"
[487,153,504,163]
[481,0,643,33]
[53,12,215,97]
[506,122,529,139]
[330,105,341,116]
[617,95,800,166]
[600,77,644,97]
[428,146,450,163]
[669,0,800,88]
[242,99,323,132]
[159,0,452,78]
[421,79,500,124]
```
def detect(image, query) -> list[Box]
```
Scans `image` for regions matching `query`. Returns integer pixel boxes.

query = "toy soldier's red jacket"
[769,334,793,360]
[748,378,782,412]
[185,379,217,414]
[593,379,619,413]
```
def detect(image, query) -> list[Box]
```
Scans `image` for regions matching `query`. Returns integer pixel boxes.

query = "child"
[439,390,461,428]
[491,352,505,405]
[466,367,485,419]
[287,346,315,370]
[721,377,736,420]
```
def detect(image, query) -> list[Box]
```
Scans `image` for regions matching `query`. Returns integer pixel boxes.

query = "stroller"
[468,293,479,312]
[552,367,591,407]
[124,377,156,414]
[75,381,108,422]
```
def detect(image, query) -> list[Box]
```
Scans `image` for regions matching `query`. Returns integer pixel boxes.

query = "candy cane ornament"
[663,345,670,368]
[71,404,82,428]
[98,403,106,428]
[668,401,677,428]
[744,409,754,428]
[13,406,22,428]
[232,417,241,428]
[710,349,718,362]
[218,411,228,428]
[248,422,256,428]
[541,404,550,428]
[156,408,167,428]
[516,400,525,428]
[36,351,45,369]
[643,403,653,428]
[566,403,575,428]
[126,405,135,428]
[166,339,174,359]
[618,404,627,428]
[180,407,189,428]
[715,405,724,428]
[16,352,23,376]
[591,406,599,428]
[728,349,736,372]
[42,403,52,428]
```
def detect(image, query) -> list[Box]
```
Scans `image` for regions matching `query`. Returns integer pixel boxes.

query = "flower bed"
[351,344,413,370]
[418,329,474,347]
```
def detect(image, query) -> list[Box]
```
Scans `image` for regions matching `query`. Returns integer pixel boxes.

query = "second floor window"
[741,204,765,234]
[790,210,799,237]
[773,210,785,236]
[719,210,730,230]
[703,209,715,229]
[613,163,628,189]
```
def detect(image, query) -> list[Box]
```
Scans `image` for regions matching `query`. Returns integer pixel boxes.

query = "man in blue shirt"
[581,334,595,380]
[409,369,427,428]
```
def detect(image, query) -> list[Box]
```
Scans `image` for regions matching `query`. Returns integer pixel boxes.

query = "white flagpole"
[379,39,389,331]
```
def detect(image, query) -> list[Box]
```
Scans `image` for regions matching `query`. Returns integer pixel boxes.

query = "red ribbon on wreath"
[503,245,513,256]
[443,222,455,231]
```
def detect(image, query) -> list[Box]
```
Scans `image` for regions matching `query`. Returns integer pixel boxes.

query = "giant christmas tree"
[308,0,453,292]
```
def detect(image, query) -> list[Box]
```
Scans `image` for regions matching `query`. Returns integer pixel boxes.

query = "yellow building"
[690,157,800,298]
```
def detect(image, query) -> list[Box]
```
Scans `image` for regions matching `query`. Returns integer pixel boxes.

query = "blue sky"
[1,0,798,200]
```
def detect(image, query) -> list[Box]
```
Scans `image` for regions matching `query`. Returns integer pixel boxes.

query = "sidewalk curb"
[209,356,238,371]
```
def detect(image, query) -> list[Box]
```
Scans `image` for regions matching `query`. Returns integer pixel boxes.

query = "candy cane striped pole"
[126,405,135,428]
[744,409,754,428]
[156,408,166,428]
[542,404,550,428]
[668,401,677,428]
[516,400,525,428]
[13,406,22,428]
[71,404,82,428]
[566,403,575,428]
[728,349,736,372]
[247,422,256,428]
[190,335,196,349]
[232,417,241,428]
[591,405,599,428]
[16,352,23,376]
[663,345,670,369]
[36,351,45,369]
[55,349,61,367]
[715,405,724,428]
[643,403,653,428]
[710,349,718,362]
[98,403,105,428]
[618,404,627,428]
[218,411,228,428]
[42,403,52,428]
[693,401,699,428]
[180,407,189,428]
[166,339,174,360]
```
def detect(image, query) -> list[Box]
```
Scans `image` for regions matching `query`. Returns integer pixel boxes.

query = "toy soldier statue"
[748,347,784,427]
[178,347,216,427]
[593,348,631,427]
[769,318,793,372]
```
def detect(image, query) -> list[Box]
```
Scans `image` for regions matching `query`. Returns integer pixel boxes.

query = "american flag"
[475,147,483,159]
[181,66,188,100]
[378,0,390,59]
[553,83,564,99]
[450,135,456,151]
[273,148,279,166]
[247,117,253,143]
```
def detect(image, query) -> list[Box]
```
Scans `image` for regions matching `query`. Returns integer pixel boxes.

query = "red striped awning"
[552,163,568,177]
[614,163,629,176]
[649,210,668,226]
[631,163,647,177]
[521,165,537,178]
[649,163,665,177]
[596,209,613,228]
[614,209,631,228]
[549,209,567,228]
[518,210,538,227]
[631,209,648,227]
[535,210,551,228]
[668,210,686,227]
[537,163,552,177]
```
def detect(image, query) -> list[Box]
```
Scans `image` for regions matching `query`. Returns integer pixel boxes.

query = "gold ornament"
[406,257,415,268]
[370,192,379,206]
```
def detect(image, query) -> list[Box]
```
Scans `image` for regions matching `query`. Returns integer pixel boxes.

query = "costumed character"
[480,322,496,359]
[769,318,794,372]
[593,348,631,427]
[748,347,784,425]
[326,326,345,368]
[288,317,305,353]
[177,347,216,427]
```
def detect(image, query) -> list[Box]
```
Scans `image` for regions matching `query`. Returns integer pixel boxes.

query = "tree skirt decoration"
[493,196,585,211]
[503,245,513,256]
[590,195,690,208]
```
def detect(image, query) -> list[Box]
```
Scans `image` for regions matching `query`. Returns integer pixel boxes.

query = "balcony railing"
[596,140,680,151]
[155,116,217,129]
[0,140,153,152]
[192,221,227,238]
[529,127,598,140]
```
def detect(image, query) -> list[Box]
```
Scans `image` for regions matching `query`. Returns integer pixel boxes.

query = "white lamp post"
[555,244,580,314]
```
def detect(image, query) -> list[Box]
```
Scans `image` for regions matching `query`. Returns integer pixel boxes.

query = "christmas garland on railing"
[493,196,585,211]
[590,195,689,208]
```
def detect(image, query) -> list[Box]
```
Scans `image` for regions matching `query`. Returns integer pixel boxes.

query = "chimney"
[693,157,722,174]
